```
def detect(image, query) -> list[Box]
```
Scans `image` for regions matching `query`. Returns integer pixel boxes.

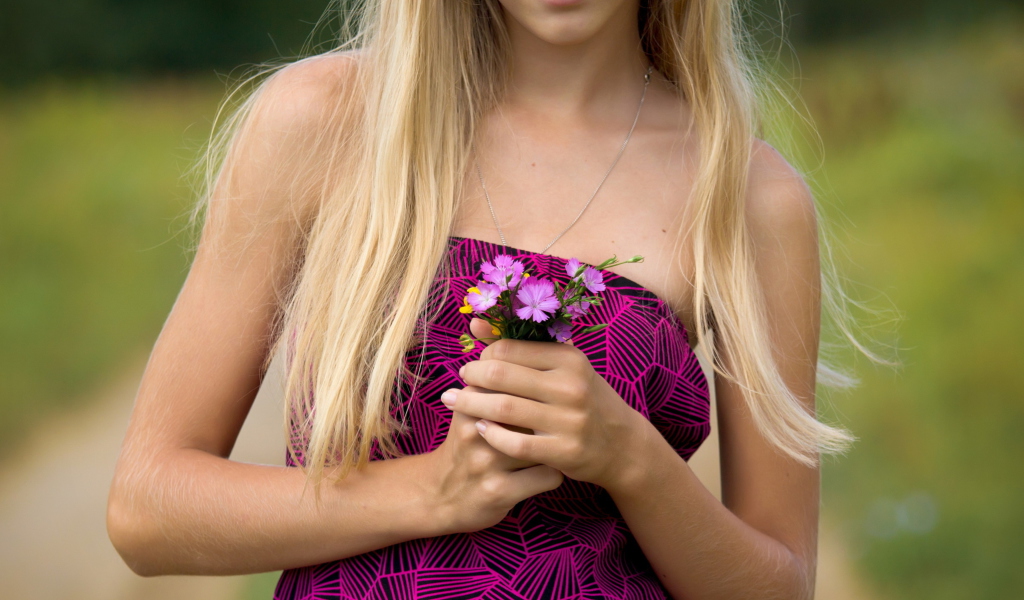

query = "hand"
[423,403,563,536]
[445,318,650,491]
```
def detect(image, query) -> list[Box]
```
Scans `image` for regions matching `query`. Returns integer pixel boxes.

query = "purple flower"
[466,283,501,312]
[581,266,606,293]
[547,320,572,343]
[565,258,583,279]
[482,255,525,291]
[515,278,561,323]
[564,300,591,320]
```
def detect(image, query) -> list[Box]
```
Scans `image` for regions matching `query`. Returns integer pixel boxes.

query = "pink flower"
[581,266,606,293]
[565,258,583,279]
[547,320,572,343]
[515,278,561,323]
[467,282,501,312]
[565,300,591,320]
[482,255,525,291]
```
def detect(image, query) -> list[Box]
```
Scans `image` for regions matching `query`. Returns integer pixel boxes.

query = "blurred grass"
[243,571,281,599]
[0,17,1022,600]
[0,78,217,453]
[793,19,1024,600]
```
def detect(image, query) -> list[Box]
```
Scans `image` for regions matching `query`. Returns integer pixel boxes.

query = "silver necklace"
[473,65,654,255]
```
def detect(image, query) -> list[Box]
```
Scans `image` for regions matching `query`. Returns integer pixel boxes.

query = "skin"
[107,0,821,596]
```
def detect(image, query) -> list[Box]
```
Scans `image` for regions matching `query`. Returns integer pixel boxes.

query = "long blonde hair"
[192,0,863,487]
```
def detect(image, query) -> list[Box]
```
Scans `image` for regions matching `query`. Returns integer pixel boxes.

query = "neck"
[500,3,650,118]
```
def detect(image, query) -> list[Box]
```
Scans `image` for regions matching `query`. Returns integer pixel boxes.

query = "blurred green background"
[1,1,1022,599]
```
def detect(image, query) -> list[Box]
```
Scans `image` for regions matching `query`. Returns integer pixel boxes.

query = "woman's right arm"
[105,55,562,577]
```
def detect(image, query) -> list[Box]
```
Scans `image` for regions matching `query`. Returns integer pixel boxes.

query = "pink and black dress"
[274,235,711,600]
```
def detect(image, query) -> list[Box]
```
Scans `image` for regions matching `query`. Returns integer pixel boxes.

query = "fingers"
[506,463,564,497]
[447,409,535,471]
[459,358,569,404]
[475,419,558,466]
[448,409,482,443]
[443,387,555,433]
[469,318,498,346]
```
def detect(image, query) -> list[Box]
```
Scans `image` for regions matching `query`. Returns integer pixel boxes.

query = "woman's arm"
[451,141,821,598]
[105,55,429,576]
[106,54,562,577]
[606,142,822,598]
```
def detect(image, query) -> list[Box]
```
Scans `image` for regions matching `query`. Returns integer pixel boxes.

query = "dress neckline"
[448,234,685,327]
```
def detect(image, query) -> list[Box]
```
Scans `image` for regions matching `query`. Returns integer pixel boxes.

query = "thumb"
[469,317,498,346]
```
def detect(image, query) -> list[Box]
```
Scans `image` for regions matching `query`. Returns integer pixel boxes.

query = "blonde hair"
[191,0,866,487]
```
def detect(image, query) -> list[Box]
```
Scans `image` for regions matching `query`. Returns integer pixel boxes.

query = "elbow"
[781,545,817,600]
[106,474,167,577]
[106,491,157,576]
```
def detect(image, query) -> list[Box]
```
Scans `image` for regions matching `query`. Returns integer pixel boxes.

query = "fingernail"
[440,389,457,406]
[475,420,487,435]
[459,363,467,378]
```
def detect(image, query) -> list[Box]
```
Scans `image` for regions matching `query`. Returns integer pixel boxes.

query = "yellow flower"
[459,296,473,313]
[491,327,501,335]
[523,272,530,278]
[467,286,481,294]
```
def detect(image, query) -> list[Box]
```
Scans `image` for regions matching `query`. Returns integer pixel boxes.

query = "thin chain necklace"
[473,65,654,255]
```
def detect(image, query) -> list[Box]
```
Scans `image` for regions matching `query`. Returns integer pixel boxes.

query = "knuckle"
[509,434,531,459]
[479,475,505,502]
[563,440,585,465]
[568,347,589,369]
[560,379,588,404]
[565,410,587,435]
[489,339,512,362]
[483,361,505,386]
[456,420,479,444]
[467,446,492,472]
[496,396,516,420]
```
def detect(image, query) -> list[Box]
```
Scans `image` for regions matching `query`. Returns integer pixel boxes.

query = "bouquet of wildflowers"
[457,253,643,352]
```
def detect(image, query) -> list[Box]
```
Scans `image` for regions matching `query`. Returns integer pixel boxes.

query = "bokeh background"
[1,1,1022,598]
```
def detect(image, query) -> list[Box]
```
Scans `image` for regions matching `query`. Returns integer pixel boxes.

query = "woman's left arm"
[451,143,822,599]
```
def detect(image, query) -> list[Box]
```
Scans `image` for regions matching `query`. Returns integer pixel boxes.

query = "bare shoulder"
[743,138,821,317]
[744,138,819,247]
[245,49,366,136]
[211,51,365,231]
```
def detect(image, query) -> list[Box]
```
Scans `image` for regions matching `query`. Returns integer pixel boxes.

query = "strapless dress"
[274,235,711,599]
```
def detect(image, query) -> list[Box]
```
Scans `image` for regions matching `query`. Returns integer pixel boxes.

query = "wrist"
[600,411,670,497]
[406,451,456,538]
[357,452,449,541]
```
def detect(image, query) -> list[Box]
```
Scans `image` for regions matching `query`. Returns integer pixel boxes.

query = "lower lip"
[541,0,585,6]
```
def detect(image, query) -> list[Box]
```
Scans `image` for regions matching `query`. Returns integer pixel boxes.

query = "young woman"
[107,0,858,598]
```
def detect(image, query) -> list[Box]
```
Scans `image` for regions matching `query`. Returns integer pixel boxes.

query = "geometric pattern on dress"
[275,236,711,599]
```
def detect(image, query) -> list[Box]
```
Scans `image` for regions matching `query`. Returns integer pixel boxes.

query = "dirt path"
[0,349,877,600]
[0,353,286,600]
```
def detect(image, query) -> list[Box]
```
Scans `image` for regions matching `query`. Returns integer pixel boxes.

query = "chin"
[499,0,633,46]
